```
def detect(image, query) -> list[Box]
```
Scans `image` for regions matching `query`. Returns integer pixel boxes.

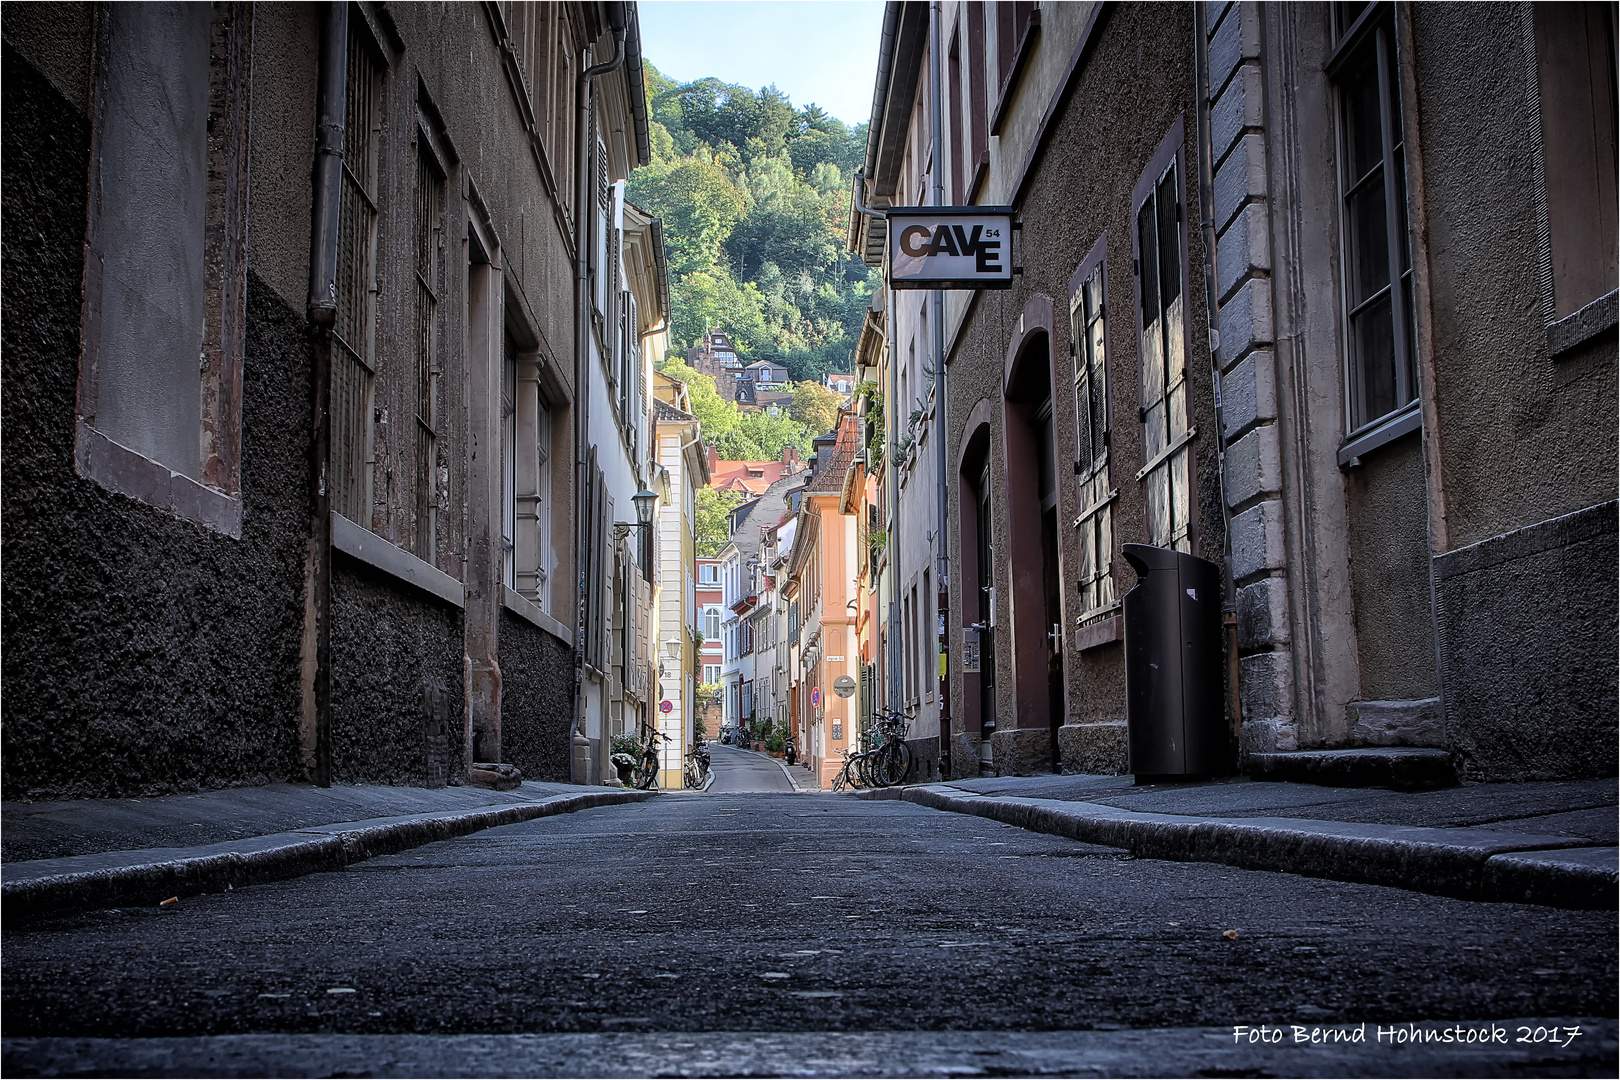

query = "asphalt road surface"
[706,743,795,793]
[3,792,1614,1077]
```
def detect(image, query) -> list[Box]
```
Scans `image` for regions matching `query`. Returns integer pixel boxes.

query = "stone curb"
[1,790,656,921]
[854,785,1617,910]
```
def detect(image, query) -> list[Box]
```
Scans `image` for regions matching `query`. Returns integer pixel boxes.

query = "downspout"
[301,0,347,788]
[1193,4,1243,750]
[928,0,952,778]
[571,12,628,783]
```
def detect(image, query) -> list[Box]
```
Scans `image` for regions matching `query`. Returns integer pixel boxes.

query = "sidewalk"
[855,773,1617,910]
[2,781,654,921]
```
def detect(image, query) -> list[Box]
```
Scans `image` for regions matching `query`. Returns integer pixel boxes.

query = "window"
[77,3,250,535]
[949,26,964,202]
[1071,240,1117,624]
[1134,139,1194,552]
[703,664,721,685]
[333,29,382,525]
[1329,3,1417,434]
[413,143,444,560]
[922,569,933,700]
[699,563,719,585]
[502,336,517,589]
[1533,3,1618,323]
[703,606,721,640]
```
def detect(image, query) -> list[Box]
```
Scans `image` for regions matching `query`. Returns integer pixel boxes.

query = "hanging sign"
[887,205,1015,290]
[962,628,981,674]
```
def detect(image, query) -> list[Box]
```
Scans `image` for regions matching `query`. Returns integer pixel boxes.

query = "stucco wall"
[1410,6,1617,551]
[1436,501,1618,781]
[329,557,465,786]
[1340,433,1438,703]
[1,49,308,799]
[499,611,576,782]
[947,4,1219,775]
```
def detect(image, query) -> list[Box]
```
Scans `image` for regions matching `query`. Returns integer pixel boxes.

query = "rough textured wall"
[1,48,308,799]
[1410,7,1617,549]
[329,557,465,786]
[946,3,1215,774]
[499,612,575,782]
[1341,433,1438,702]
[1437,502,1617,781]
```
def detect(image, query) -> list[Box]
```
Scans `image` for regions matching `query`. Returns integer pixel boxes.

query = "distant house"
[746,359,790,387]
[824,372,855,395]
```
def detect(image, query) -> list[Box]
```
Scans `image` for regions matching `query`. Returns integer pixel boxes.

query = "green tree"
[789,380,842,437]
[658,359,740,440]
[695,488,745,557]
[628,155,747,276]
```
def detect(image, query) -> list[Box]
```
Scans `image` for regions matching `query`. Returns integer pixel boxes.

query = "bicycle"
[831,745,872,793]
[633,729,668,790]
[684,738,711,789]
[871,710,913,787]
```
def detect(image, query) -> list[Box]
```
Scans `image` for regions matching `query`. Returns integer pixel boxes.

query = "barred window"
[332,32,381,524]
[413,143,443,561]
[1071,242,1117,626]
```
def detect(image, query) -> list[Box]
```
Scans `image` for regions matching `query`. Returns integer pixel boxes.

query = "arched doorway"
[999,297,1067,773]
[957,406,997,774]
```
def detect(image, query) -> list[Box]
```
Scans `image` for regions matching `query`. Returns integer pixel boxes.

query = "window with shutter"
[1133,147,1195,553]
[1070,237,1117,625]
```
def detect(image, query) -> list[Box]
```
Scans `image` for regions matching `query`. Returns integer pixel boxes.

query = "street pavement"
[706,743,796,793]
[3,790,1615,1077]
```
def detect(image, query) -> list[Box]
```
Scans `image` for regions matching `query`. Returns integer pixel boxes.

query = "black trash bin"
[1121,543,1226,781]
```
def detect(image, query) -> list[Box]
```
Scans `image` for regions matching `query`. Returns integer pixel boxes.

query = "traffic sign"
[810,686,821,708]
[659,699,673,714]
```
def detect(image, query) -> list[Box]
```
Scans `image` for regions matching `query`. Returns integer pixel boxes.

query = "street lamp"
[612,487,661,540]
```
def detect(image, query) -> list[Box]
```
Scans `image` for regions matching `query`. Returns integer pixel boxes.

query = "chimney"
[782,444,800,470]
[707,444,719,475]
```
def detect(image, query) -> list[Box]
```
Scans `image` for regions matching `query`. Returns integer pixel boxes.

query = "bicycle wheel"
[684,760,700,789]
[879,741,912,786]
[635,752,659,790]
[831,765,848,793]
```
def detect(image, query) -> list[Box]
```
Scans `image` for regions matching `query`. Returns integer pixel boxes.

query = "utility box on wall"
[1121,544,1226,780]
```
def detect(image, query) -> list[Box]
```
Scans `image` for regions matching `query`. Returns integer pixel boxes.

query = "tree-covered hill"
[630,64,878,383]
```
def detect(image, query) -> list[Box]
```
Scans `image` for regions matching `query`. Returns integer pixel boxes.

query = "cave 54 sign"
[887,206,1015,290]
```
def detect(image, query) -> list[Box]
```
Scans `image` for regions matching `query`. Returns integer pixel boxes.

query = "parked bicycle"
[684,737,711,789]
[633,728,668,790]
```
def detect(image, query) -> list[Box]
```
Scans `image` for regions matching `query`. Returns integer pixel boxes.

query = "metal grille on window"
[1135,160,1194,552]
[413,144,442,561]
[332,34,380,524]
[1332,7,1417,434]
[1072,261,1118,625]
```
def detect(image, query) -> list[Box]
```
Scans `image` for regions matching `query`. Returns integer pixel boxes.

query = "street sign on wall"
[887,205,1015,290]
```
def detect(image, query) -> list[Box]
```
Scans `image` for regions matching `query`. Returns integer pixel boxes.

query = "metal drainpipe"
[1193,4,1244,748]
[302,0,347,788]
[929,0,951,779]
[570,19,627,784]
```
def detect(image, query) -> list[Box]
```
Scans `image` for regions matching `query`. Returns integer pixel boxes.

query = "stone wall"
[1,48,309,799]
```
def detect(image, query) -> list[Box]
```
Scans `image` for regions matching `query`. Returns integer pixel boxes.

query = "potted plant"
[609,733,641,786]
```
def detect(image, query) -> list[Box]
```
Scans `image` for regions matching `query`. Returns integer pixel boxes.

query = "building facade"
[2,1,667,799]
[850,0,1615,783]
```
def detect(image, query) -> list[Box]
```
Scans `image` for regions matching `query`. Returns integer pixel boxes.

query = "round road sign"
[810,686,822,708]
[659,699,673,714]
[833,674,857,698]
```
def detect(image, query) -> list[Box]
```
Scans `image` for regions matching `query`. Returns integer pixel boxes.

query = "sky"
[637,1,886,127]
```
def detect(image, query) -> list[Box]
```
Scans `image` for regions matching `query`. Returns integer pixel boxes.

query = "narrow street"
[4,791,1613,1077]
[705,743,797,793]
